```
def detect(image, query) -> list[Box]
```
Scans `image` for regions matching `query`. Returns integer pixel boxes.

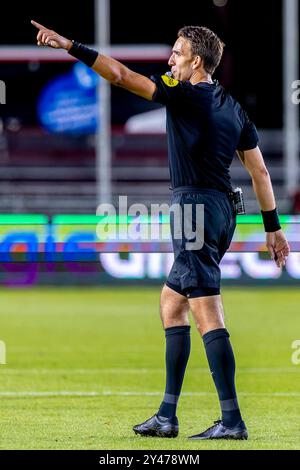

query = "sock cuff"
[163,392,179,404]
[165,325,191,336]
[220,397,239,411]
[202,327,229,345]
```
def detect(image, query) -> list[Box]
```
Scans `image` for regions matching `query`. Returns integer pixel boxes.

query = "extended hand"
[31,20,72,50]
[266,229,290,268]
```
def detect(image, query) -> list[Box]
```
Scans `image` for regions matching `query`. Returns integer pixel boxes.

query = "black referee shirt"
[150,74,259,192]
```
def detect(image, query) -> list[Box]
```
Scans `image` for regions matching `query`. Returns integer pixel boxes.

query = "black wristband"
[261,208,281,232]
[68,40,98,67]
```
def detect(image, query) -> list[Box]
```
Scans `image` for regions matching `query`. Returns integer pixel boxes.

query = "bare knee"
[188,294,225,336]
[160,285,190,329]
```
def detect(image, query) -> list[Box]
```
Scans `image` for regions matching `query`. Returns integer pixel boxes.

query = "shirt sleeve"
[237,109,259,151]
[150,73,184,105]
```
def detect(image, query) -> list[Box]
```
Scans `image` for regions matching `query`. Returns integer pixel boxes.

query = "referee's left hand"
[31,20,72,51]
[266,229,290,268]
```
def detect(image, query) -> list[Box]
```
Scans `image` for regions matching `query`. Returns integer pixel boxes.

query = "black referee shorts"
[166,186,236,298]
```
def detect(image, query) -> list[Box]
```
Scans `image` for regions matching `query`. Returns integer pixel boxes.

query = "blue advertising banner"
[37,63,99,134]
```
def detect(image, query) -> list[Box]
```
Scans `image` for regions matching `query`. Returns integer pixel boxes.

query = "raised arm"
[236,146,290,267]
[31,20,156,101]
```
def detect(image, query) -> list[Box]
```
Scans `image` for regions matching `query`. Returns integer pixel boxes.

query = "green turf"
[0,286,300,450]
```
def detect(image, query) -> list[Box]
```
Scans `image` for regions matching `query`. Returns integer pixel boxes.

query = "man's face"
[168,37,196,81]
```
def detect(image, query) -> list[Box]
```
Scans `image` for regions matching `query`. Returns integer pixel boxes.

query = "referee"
[32,21,290,440]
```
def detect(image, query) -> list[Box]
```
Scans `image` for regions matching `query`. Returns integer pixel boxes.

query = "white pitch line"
[1,367,300,375]
[0,391,300,398]
[0,391,99,397]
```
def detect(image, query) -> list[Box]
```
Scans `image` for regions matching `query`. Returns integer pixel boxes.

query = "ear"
[192,55,202,70]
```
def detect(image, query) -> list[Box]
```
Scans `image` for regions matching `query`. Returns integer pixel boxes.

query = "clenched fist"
[31,20,72,51]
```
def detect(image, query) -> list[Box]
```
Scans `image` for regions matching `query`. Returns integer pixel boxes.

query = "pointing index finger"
[31,20,47,31]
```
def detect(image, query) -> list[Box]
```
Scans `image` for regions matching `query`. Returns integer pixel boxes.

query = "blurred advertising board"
[0,215,299,286]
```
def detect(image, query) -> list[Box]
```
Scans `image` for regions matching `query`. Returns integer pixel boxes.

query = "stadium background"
[0,0,300,451]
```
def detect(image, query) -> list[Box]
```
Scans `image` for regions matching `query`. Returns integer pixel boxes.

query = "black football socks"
[202,328,242,427]
[158,325,191,420]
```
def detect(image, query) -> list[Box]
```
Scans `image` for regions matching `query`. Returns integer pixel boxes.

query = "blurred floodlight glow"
[213,0,228,6]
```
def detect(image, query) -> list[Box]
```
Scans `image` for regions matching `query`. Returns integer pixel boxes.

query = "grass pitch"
[0,286,300,450]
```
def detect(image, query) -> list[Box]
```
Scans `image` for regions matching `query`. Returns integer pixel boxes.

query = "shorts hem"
[165,281,186,297]
[165,281,220,298]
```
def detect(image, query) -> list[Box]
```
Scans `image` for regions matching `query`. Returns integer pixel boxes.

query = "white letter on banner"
[220,253,242,279]
[146,253,163,278]
[286,253,300,279]
[240,253,282,279]
[100,253,144,278]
